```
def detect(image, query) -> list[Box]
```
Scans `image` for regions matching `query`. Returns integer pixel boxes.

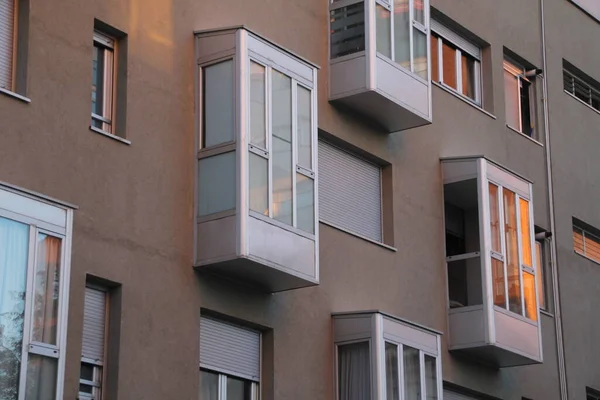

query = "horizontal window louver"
[563,68,600,112]
[0,0,15,90]
[574,225,600,263]
[200,316,260,382]
[319,140,382,242]
[82,287,107,363]
[431,18,481,60]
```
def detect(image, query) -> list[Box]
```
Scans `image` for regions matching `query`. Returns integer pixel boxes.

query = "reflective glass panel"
[520,198,532,267]
[394,0,410,69]
[424,354,437,400]
[413,28,428,79]
[504,69,520,130]
[376,5,392,58]
[413,0,425,24]
[226,376,252,400]
[461,54,477,101]
[385,342,399,400]
[249,153,269,216]
[200,370,218,400]
[492,258,506,308]
[296,174,314,234]
[489,183,501,253]
[442,41,457,89]
[403,346,420,400]
[535,241,545,310]
[198,152,236,216]
[203,60,235,148]
[250,62,266,149]
[297,86,312,169]
[25,354,57,400]
[523,271,537,321]
[504,189,522,315]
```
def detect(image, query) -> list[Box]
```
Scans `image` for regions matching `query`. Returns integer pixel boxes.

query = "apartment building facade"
[0,0,598,398]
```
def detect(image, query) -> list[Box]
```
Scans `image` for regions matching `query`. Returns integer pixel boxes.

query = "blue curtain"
[0,217,30,400]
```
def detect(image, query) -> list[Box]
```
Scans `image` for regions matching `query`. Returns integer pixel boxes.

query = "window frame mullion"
[266,66,274,219]
[292,80,298,228]
[515,193,526,317]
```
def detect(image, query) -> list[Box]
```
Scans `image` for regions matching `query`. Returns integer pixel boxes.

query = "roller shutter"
[431,18,481,60]
[0,0,14,89]
[82,287,107,363]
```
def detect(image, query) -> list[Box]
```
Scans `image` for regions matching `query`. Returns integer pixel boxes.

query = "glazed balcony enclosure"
[194,27,319,292]
[329,0,432,132]
[442,157,543,367]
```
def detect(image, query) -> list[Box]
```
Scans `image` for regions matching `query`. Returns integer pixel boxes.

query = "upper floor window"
[563,60,600,113]
[588,387,600,400]
[431,17,482,105]
[0,0,17,91]
[573,219,600,263]
[200,316,260,400]
[0,0,29,99]
[503,57,537,138]
[0,184,74,400]
[79,286,108,400]
[92,31,115,134]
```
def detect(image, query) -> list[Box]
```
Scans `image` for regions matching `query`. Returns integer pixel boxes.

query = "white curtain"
[200,370,219,400]
[0,217,29,400]
[338,342,371,400]
[385,343,399,400]
[403,346,421,400]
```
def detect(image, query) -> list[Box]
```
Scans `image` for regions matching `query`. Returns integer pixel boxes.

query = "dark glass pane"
[520,79,533,136]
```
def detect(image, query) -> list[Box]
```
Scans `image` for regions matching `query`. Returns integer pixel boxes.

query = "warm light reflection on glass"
[520,198,532,267]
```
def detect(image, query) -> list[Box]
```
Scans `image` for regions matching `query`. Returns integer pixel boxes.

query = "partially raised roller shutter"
[82,287,107,363]
[0,0,15,90]
[200,316,260,381]
[319,140,382,242]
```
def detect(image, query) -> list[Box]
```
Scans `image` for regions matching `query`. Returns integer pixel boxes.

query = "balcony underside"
[450,343,541,368]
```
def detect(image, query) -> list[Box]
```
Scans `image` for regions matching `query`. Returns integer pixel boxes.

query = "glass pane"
[91,45,104,117]
[523,271,538,321]
[271,71,293,226]
[25,354,57,400]
[249,153,269,216]
[520,198,532,267]
[0,218,29,400]
[431,35,439,82]
[461,54,476,101]
[413,28,428,79]
[226,376,252,400]
[520,79,533,136]
[250,62,266,149]
[31,234,62,345]
[330,4,365,58]
[573,226,584,254]
[393,0,410,69]
[489,183,501,253]
[338,342,370,400]
[203,60,235,148]
[535,241,545,310]
[442,41,457,90]
[385,342,399,400]
[491,257,506,308]
[198,151,236,216]
[504,189,522,315]
[79,383,93,394]
[376,5,391,58]
[424,355,437,400]
[200,370,218,400]
[296,174,314,234]
[413,0,425,24]
[586,232,600,262]
[504,69,520,130]
[403,346,421,400]
[80,363,94,381]
[297,86,312,169]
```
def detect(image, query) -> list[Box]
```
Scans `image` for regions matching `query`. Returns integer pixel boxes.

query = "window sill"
[564,90,600,116]
[574,249,600,266]
[505,125,544,147]
[432,81,496,120]
[89,126,131,145]
[320,220,397,252]
[540,309,554,318]
[0,87,31,103]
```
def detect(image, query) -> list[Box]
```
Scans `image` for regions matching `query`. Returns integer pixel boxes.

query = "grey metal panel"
[431,19,481,60]
[196,216,237,265]
[448,307,486,348]
[382,315,439,355]
[333,314,373,343]
[82,288,107,363]
[0,185,67,228]
[494,309,541,360]
[200,316,260,381]
[330,55,368,99]
[443,388,481,400]
[0,0,14,90]
[319,140,382,242]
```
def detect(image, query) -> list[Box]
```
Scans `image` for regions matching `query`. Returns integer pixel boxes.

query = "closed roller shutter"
[319,140,382,242]
[443,388,482,400]
[431,18,481,60]
[200,316,260,382]
[0,0,15,89]
[82,287,107,363]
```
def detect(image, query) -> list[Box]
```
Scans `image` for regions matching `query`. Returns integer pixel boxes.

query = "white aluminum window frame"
[487,180,538,320]
[200,369,260,400]
[432,32,482,105]
[246,52,317,237]
[372,0,430,82]
[92,31,115,134]
[0,186,73,400]
[503,59,534,135]
[534,240,547,311]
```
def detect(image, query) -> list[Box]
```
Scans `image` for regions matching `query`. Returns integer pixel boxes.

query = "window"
[79,286,108,400]
[563,60,600,112]
[573,221,600,263]
[319,140,384,243]
[0,0,28,97]
[92,31,115,134]
[503,58,536,138]
[0,0,17,91]
[431,18,482,105]
[334,312,441,400]
[535,240,546,310]
[588,387,600,400]
[199,316,260,400]
[0,184,73,400]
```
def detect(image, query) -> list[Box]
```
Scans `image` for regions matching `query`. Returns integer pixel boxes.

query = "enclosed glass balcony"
[442,157,543,367]
[194,27,319,292]
[329,0,432,132]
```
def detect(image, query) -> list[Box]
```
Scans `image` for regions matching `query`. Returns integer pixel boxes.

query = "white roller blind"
[443,388,481,400]
[0,0,14,90]
[200,316,260,382]
[431,18,481,60]
[82,287,107,363]
[319,140,382,242]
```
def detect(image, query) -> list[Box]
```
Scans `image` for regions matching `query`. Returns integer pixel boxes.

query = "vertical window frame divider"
[398,343,405,400]
[418,350,426,400]
[515,193,526,317]
[266,65,274,219]
[291,79,298,228]
[408,0,414,73]
[436,35,443,83]
[389,0,395,62]
[497,184,510,311]
[10,0,18,90]
[455,48,462,95]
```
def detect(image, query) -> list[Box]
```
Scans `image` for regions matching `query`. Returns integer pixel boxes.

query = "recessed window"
[503,57,537,138]
[0,185,74,399]
[200,316,260,400]
[80,286,108,400]
[431,18,482,105]
[573,220,600,263]
[588,386,600,400]
[92,31,115,134]
[563,60,600,113]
